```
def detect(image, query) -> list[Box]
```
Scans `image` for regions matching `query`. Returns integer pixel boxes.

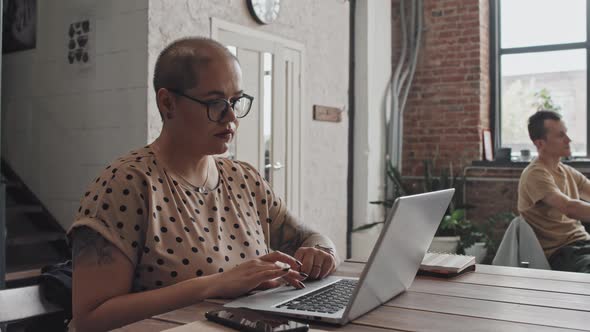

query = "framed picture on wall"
[483,129,493,161]
[2,0,37,53]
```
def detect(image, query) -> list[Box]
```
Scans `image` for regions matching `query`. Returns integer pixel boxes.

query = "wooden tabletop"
[117,261,590,331]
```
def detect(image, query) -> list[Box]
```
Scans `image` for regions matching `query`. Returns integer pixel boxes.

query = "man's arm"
[543,191,590,221]
[578,184,590,224]
[578,179,590,203]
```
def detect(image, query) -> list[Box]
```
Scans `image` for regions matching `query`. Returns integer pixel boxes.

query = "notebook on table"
[418,252,476,277]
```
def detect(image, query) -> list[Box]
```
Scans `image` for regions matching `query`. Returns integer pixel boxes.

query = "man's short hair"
[527,110,562,141]
[152,37,236,95]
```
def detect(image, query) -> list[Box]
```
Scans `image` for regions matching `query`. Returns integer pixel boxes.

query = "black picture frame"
[2,0,37,54]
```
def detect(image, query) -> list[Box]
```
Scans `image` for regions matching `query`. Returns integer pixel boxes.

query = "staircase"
[2,160,71,288]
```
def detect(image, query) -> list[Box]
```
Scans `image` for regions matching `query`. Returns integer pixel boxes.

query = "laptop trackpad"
[225,276,345,309]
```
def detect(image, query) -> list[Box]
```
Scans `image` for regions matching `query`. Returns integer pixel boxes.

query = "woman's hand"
[294,247,336,280]
[211,251,308,298]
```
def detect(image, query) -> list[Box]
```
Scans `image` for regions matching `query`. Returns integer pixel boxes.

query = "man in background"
[518,110,590,273]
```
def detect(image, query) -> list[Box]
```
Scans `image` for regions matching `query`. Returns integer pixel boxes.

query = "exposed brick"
[394,0,490,176]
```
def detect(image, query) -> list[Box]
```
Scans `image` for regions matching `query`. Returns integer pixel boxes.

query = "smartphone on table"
[205,308,309,332]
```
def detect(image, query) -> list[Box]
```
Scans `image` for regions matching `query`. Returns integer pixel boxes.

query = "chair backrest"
[0,285,62,324]
[492,216,551,269]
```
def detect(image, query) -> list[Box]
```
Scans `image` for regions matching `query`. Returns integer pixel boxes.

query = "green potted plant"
[430,208,464,253]
[479,211,516,264]
[430,206,489,256]
[352,160,410,231]
[353,159,488,257]
[351,160,409,258]
[532,88,561,112]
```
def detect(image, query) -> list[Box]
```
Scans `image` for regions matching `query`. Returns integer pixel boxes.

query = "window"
[493,0,588,158]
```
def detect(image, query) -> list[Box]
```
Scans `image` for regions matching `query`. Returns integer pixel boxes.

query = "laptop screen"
[345,189,454,322]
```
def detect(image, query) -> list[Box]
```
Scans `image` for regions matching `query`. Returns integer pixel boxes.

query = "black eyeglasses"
[167,89,254,123]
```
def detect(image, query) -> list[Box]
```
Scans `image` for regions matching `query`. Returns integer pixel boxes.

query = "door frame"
[210,18,305,219]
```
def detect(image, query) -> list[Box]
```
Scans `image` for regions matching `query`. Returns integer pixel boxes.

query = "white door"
[212,19,303,217]
[281,47,302,213]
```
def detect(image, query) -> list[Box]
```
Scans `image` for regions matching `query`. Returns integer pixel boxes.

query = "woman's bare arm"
[270,212,336,255]
[72,227,220,332]
[72,227,303,332]
[270,211,340,274]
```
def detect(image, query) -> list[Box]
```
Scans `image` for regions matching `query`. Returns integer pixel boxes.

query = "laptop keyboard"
[277,279,358,314]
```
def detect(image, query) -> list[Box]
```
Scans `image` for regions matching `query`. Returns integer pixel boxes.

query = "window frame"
[490,0,590,159]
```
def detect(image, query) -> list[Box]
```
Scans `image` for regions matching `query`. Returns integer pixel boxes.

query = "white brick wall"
[2,0,149,229]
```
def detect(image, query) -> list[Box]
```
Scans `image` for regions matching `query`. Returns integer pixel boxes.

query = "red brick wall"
[392,1,588,252]
[464,167,520,224]
[394,0,490,176]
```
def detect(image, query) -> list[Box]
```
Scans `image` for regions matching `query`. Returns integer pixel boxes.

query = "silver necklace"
[195,159,210,193]
[151,143,212,193]
[172,157,211,194]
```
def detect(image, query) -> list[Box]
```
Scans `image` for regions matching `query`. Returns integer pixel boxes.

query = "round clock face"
[247,0,281,25]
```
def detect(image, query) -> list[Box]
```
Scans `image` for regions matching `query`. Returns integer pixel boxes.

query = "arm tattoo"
[72,226,114,267]
[271,212,315,256]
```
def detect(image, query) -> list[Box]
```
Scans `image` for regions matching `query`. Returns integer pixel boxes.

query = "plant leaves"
[451,209,465,221]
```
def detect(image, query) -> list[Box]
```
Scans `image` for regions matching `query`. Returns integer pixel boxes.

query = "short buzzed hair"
[527,110,562,141]
[152,37,237,94]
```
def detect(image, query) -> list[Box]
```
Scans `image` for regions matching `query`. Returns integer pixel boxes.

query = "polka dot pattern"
[68,146,286,291]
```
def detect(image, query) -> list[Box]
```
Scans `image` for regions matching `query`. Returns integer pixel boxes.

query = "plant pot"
[351,223,383,260]
[464,242,487,263]
[428,236,460,253]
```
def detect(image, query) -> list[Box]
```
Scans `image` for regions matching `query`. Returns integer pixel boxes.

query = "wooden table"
[117,261,590,331]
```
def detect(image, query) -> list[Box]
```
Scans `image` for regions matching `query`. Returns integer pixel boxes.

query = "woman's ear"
[156,89,175,120]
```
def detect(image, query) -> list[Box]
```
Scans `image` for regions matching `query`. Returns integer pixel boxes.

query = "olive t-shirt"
[518,158,590,257]
[68,146,287,291]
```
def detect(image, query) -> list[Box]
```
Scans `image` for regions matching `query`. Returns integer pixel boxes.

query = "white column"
[352,0,392,258]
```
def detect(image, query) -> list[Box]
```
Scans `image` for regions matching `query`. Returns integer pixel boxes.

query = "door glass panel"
[226,45,238,159]
[263,52,273,182]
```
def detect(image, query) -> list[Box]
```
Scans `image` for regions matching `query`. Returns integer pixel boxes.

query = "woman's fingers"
[294,250,305,268]
[320,255,336,279]
[260,251,303,270]
[299,249,315,277]
[248,249,332,288]
[215,257,309,298]
[281,269,308,289]
[255,280,282,290]
[294,247,336,280]
[309,256,324,280]
[249,263,307,289]
[252,266,291,283]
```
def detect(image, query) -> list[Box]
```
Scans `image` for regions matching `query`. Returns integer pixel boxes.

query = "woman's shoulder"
[215,157,261,178]
[89,146,156,188]
[109,146,155,168]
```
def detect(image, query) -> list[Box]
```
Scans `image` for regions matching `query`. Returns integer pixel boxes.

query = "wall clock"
[247,0,281,25]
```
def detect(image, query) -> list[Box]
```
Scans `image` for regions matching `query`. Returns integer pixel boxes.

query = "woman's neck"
[150,133,212,187]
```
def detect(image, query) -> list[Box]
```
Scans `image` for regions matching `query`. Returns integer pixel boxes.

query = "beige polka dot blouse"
[68,145,287,291]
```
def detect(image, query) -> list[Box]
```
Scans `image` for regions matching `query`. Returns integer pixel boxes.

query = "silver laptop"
[224,189,455,325]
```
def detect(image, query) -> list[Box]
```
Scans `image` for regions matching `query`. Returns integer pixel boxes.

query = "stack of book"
[418,252,476,278]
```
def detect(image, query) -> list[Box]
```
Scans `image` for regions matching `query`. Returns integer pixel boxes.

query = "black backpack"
[24,260,73,332]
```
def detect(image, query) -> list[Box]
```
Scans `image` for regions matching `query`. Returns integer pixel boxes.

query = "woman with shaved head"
[68,37,338,331]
